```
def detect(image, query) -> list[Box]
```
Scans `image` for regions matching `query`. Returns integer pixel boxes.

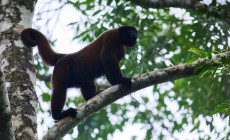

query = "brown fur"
[21,26,138,120]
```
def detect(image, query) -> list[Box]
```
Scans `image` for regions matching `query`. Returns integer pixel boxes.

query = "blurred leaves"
[212,101,230,117]
[36,0,230,139]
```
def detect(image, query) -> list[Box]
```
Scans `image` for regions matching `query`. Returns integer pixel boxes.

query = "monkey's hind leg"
[51,86,76,120]
[80,81,98,101]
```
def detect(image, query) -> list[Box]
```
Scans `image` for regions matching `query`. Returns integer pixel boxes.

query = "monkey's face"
[125,29,138,47]
[119,26,138,47]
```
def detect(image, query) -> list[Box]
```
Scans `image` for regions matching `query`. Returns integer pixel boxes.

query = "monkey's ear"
[21,29,38,47]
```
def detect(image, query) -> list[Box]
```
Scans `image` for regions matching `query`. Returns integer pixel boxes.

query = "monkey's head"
[118,26,138,47]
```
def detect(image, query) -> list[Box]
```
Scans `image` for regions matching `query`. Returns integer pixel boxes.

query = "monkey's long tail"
[21,28,65,66]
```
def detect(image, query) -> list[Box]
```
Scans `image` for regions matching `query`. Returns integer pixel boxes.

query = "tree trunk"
[0,0,37,140]
[0,70,15,140]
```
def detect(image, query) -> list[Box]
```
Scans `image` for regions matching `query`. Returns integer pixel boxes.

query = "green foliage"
[73,103,129,139]
[188,48,230,78]
[212,101,230,118]
[37,0,230,139]
[187,58,198,66]
[42,92,50,102]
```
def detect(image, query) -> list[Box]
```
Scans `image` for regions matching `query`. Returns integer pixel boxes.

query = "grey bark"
[0,0,37,140]
[0,70,15,140]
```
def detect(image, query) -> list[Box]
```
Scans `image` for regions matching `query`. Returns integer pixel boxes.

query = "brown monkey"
[21,26,138,120]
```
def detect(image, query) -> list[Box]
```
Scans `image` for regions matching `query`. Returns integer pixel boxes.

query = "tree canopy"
[34,0,230,139]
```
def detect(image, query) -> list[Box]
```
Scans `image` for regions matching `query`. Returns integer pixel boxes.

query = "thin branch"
[42,52,229,140]
[34,1,67,38]
[36,2,67,16]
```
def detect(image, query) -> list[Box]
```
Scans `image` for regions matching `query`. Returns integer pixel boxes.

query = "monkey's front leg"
[101,54,132,87]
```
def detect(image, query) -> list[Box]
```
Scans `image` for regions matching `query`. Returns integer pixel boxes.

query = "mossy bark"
[0,0,37,139]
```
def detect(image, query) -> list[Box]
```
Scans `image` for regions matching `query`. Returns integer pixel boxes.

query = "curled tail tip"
[21,28,38,47]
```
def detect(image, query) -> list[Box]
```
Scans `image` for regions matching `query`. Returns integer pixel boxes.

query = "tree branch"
[42,52,229,140]
[126,0,230,23]
[126,0,203,9]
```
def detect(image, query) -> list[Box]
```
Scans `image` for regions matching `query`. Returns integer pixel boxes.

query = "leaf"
[221,56,230,64]
[93,10,101,16]
[42,92,50,102]
[44,65,49,72]
[107,0,113,5]
[45,82,52,89]
[142,97,149,103]
[229,116,230,126]
[146,129,152,140]
[131,136,137,140]
[67,0,74,5]
[200,50,206,58]
[190,121,200,132]
[211,102,230,115]
[74,30,89,39]
[188,48,202,56]
[199,69,212,78]
[211,66,219,78]
[206,52,212,59]
[115,0,119,5]
[36,63,42,71]
[187,58,198,66]
[194,61,205,72]
[199,64,212,78]
[68,129,74,134]
[98,0,102,5]
[67,22,78,26]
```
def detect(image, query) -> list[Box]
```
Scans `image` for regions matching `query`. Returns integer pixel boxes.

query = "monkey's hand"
[120,77,132,87]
